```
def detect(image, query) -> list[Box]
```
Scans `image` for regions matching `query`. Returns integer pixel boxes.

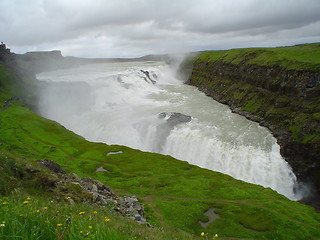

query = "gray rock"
[140,70,156,84]
[92,192,99,202]
[92,184,98,193]
[159,112,192,126]
[153,112,192,152]
[115,196,148,225]
[95,166,108,172]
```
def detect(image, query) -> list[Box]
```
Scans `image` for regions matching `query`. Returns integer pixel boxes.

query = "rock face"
[0,42,12,62]
[183,54,320,208]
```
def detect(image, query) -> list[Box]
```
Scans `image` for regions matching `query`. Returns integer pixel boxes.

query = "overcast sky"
[1,0,320,58]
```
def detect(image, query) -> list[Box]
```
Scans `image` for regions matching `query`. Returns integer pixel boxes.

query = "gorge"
[36,60,298,200]
[181,43,320,208]
[1,44,320,239]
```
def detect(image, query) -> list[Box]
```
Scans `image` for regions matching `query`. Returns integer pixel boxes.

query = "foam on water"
[36,61,298,200]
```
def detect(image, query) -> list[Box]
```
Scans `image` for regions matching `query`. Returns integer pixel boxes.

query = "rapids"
[36,61,298,200]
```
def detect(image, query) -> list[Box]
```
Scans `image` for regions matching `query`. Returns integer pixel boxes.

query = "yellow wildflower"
[80,231,83,234]
[201,232,205,236]
[93,211,97,214]
[104,217,110,222]
[0,224,5,228]
[88,226,93,229]
[57,223,63,227]
[2,221,5,224]
[67,196,71,199]
[36,210,40,213]
[23,201,29,204]
[79,211,85,215]
[214,234,218,238]
[2,202,8,205]
[26,197,31,200]
[43,207,48,210]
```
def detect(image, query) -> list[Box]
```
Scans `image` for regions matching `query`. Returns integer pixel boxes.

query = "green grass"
[0,194,196,240]
[197,42,320,71]
[0,62,320,239]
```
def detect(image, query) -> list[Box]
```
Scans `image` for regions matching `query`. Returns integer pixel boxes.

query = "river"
[36,60,298,200]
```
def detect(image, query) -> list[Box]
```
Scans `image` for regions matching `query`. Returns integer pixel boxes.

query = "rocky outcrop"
[153,112,192,152]
[140,70,157,84]
[38,159,150,226]
[184,56,320,208]
[158,112,192,126]
[0,42,12,62]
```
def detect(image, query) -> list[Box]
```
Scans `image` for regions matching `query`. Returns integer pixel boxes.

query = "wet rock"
[159,112,192,126]
[140,70,156,84]
[154,112,192,153]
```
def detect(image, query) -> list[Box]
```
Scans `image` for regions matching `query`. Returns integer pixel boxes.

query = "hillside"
[0,52,320,239]
[183,43,320,209]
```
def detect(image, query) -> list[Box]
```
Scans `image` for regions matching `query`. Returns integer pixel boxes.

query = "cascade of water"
[36,61,298,200]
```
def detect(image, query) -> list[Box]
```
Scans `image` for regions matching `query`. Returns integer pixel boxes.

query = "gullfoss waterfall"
[36,61,298,200]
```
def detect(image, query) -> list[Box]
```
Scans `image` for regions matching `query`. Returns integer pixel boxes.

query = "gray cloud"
[1,0,319,57]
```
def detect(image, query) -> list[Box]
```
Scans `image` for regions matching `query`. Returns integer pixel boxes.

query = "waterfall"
[36,61,298,200]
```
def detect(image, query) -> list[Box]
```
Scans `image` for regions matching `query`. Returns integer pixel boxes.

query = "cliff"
[16,50,89,73]
[183,43,320,207]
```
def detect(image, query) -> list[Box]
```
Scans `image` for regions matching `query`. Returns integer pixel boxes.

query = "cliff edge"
[182,43,320,208]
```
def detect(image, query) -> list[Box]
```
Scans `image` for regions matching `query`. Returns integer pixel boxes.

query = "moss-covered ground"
[198,42,320,71]
[1,62,320,239]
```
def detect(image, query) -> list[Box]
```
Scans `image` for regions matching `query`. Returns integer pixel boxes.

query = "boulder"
[159,112,192,126]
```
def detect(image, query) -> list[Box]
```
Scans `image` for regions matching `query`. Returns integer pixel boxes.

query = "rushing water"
[36,61,298,199]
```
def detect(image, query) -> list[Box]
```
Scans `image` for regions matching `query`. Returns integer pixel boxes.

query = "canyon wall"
[181,44,320,206]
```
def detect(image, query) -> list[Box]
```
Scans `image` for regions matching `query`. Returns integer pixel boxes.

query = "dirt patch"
[199,208,220,228]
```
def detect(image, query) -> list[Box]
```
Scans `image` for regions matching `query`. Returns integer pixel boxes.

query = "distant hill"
[14,50,170,74]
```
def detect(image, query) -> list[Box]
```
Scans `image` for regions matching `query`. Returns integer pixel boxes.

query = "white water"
[36,61,298,199]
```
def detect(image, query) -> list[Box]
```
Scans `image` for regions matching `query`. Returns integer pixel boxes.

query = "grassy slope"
[0,63,320,239]
[198,43,320,71]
